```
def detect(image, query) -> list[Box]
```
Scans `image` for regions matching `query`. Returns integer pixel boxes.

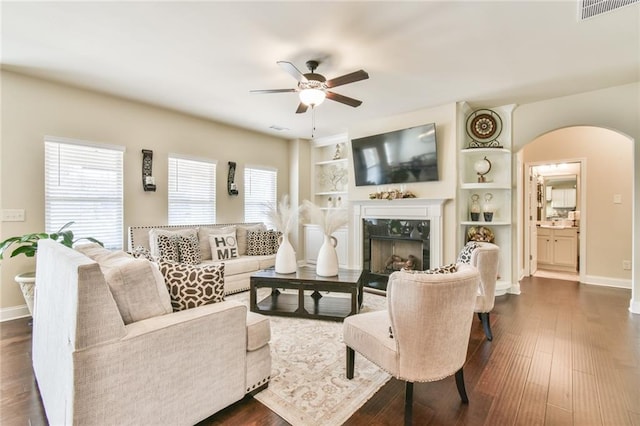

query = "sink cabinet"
[537,227,578,272]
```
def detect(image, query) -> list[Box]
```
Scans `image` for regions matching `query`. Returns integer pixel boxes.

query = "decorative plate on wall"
[466,109,503,148]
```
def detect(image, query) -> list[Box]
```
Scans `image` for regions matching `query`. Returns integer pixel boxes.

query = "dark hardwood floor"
[2,276,639,425]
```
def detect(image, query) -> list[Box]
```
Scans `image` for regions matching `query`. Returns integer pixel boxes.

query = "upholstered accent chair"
[343,264,480,422]
[467,242,500,341]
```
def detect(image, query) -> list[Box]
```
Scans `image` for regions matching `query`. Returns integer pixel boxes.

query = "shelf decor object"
[319,165,348,191]
[142,149,156,192]
[368,188,417,200]
[483,192,495,222]
[470,193,481,221]
[466,109,503,148]
[474,156,492,182]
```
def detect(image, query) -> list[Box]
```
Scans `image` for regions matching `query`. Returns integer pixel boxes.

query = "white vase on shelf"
[316,234,339,277]
[275,233,297,274]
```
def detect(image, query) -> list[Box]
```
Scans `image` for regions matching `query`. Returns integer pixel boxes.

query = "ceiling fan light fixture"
[299,88,326,106]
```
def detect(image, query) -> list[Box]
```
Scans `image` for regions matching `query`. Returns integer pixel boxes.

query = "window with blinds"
[244,166,277,224]
[44,138,124,250]
[168,155,216,225]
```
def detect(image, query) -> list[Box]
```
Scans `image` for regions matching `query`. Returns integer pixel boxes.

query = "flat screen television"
[351,123,438,186]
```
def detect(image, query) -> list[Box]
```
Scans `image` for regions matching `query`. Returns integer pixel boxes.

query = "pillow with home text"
[209,231,239,261]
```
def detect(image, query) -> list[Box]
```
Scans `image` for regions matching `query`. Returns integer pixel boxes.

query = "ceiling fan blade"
[277,61,308,83]
[326,91,363,108]
[325,70,369,88]
[295,103,309,114]
[250,88,297,94]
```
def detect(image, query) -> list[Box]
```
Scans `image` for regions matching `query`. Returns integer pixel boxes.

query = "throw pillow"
[97,253,173,324]
[209,231,239,261]
[236,223,267,255]
[402,263,458,274]
[198,225,236,260]
[157,233,180,263]
[247,230,281,256]
[159,261,225,311]
[457,241,480,264]
[178,233,201,265]
[130,245,155,262]
[148,228,197,260]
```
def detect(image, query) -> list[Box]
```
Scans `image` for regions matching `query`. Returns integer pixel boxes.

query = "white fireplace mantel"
[351,198,447,270]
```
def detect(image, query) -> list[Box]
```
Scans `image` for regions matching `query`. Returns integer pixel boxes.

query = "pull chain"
[311,105,316,139]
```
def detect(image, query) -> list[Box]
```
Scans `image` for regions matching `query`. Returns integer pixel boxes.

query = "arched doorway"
[517,126,633,289]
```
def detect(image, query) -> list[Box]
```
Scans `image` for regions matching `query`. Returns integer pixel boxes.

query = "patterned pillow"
[402,263,458,274]
[236,223,267,255]
[157,234,180,262]
[247,230,281,255]
[159,261,225,311]
[178,234,201,265]
[209,231,238,261]
[269,230,282,253]
[148,228,197,259]
[457,241,480,264]
[130,245,155,262]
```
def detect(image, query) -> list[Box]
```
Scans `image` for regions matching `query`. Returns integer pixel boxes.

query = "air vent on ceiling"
[579,0,639,20]
[269,125,290,132]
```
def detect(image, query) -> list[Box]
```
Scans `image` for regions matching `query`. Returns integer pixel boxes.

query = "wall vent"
[579,0,639,20]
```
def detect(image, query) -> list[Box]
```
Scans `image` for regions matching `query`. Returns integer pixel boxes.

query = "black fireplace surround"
[362,218,431,291]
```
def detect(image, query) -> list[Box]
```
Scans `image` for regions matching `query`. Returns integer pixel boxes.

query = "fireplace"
[352,199,445,292]
[362,219,431,291]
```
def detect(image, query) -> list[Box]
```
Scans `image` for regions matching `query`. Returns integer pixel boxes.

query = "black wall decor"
[142,149,156,192]
[228,161,239,196]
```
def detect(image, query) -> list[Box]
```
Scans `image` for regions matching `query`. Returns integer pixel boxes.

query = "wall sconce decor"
[227,161,239,196]
[142,149,156,192]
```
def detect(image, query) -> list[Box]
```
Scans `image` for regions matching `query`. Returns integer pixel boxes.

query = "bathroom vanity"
[537,225,579,272]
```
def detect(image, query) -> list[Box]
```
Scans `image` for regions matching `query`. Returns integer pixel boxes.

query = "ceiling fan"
[250,60,369,114]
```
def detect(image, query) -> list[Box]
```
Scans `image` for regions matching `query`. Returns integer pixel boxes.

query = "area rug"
[228,290,390,426]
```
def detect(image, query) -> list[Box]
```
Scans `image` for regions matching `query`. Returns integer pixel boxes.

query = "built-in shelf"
[315,158,348,166]
[315,191,348,196]
[457,102,517,296]
[460,183,511,190]
[460,221,510,226]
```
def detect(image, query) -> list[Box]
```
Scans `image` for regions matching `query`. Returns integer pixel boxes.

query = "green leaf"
[10,245,37,258]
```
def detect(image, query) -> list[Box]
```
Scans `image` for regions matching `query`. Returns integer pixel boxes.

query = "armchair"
[465,242,500,341]
[343,264,480,422]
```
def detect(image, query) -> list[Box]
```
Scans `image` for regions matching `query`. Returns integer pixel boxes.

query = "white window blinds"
[168,155,216,225]
[44,138,124,250]
[244,166,277,224]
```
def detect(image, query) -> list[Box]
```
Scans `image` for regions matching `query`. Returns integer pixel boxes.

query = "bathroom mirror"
[543,174,577,220]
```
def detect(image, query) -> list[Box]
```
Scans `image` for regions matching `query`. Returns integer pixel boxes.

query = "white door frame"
[523,158,586,281]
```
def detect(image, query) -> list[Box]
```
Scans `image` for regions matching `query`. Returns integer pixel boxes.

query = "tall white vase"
[316,234,339,277]
[275,233,297,274]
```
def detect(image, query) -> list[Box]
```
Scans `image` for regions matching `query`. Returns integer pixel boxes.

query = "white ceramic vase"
[316,234,339,277]
[275,233,297,274]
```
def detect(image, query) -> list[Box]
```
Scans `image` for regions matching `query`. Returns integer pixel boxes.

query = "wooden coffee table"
[250,266,364,321]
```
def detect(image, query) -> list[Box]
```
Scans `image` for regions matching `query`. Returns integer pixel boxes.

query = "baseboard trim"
[0,304,31,322]
[629,299,640,314]
[582,275,631,289]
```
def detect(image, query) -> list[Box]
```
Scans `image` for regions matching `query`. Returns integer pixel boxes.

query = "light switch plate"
[2,209,25,221]
[614,194,622,204]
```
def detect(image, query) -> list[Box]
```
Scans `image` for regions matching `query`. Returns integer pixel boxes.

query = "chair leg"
[346,346,355,379]
[455,367,469,404]
[479,312,493,341]
[404,381,413,426]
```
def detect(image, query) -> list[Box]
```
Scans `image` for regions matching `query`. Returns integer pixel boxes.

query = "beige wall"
[523,126,633,281]
[347,102,459,264]
[1,71,291,310]
[514,82,639,311]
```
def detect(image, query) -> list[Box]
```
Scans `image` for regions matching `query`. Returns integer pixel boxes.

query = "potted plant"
[0,221,103,315]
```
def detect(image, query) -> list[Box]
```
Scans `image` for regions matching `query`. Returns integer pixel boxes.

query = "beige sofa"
[33,239,271,425]
[128,222,276,295]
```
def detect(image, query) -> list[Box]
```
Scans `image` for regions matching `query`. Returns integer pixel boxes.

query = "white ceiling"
[2,1,638,139]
